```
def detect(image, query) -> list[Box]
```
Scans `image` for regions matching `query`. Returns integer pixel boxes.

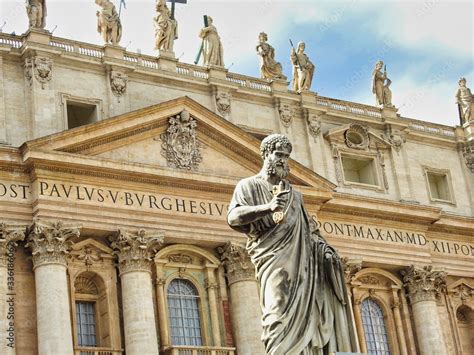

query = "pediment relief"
[155,244,221,269]
[21,96,335,192]
[325,123,392,151]
[70,238,114,269]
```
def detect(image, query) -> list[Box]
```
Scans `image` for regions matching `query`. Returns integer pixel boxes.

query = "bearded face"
[264,152,290,179]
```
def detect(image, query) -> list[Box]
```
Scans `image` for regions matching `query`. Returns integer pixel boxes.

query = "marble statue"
[26,0,46,29]
[455,77,473,123]
[256,32,286,80]
[154,0,178,52]
[198,16,224,67]
[227,134,356,355]
[372,60,394,107]
[95,0,122,45]
[291,41,315,92]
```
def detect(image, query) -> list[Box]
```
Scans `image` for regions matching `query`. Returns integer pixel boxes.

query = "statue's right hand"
[268,190,289,212]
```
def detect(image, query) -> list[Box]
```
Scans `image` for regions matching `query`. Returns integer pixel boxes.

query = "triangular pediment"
[21,97,335,199]
[325,123,392,150]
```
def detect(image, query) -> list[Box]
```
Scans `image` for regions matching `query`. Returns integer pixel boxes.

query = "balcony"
[163,346,236,355]
[74,347,123,355]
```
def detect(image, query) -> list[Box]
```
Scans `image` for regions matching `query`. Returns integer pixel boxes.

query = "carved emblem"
[160,110,202,170]
[76,246,102,270]
[168,253,193,264]
[216,91,231,117]
[110,71,128,99]
[279,104,295,128]
[33,57,53,89]
[345,124,369,150]
[307,113,321,138]
[389,129,406,152]
[359,276,380,285]
[75,276,99,295]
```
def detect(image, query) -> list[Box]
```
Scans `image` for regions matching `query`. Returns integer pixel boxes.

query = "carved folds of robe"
[228,176,357,355]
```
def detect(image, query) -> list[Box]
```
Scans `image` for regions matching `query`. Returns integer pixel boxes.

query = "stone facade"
[0,30,473,355]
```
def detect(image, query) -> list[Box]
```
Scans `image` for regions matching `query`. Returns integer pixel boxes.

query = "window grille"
[76,301,97,347]
[167,278,203,346]
[361,298,391,355]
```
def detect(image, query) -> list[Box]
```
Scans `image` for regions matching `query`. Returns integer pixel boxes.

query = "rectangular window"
[67,101,98,129]
[342,156,378,186]
[426,171,452,202]
[76,301,97,347]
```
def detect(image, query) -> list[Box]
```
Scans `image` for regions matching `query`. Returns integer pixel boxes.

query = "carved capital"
[217,242,255,285]
[0,223,26,267]
[401,265,446,304]
[110,229,164,275]
[26,220,80,268]
[341,257,362,283]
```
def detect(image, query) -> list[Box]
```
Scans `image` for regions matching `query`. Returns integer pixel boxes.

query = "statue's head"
[207,16,213,24]
[459,77,467,86]
[260,134,292,179]
[259,32,268,43]
[375,60,384,69]
[297,41,305,52]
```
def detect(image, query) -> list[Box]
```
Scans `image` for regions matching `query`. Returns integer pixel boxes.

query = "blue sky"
[1,0,472,126]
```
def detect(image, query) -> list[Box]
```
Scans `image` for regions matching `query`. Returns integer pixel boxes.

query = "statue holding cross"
[154,0,181,52]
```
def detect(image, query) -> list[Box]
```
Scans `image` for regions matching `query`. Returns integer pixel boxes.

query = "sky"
[1,0,472,126]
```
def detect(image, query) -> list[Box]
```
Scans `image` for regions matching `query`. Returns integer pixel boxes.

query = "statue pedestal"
[156,52,177,73]
[103,44,125,59]
[208,64,228,81]
[270,79,289,93]
[381,105,399,120]
[300,90,316,105]
[23,28,51,46]
[462,120,474,141]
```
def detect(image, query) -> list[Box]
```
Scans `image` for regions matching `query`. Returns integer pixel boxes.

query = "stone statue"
[256,32,286,80]
[227,134,356,354]
[455,77,473,124]
[198,16,224,67]
[95,0,122,45]
[291,41,315,92]
[26,0,47,29]
[372,60,394,107]
[154,0,178,52]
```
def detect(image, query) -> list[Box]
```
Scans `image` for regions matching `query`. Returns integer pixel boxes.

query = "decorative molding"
[387,128,406,152]
[401,265,447,304]
[345,124,369,150]
[75,276,99,295]
[0,223,25,267]
[110,70,128,99]
[217,242,255,285]
[24,57,33,86]
[109,229,164,275]
[25,220,81,268]
[377,149,389,190]
[168,253,193,264]
[359,276,381,285]
[160,109,202,170]
[461,141,474,172]
[205,278,219,290]
[33,56,53,89]
[215,91,231,117]
[331,143,343,185]
[279,103,295,128]
[306,113,322,140]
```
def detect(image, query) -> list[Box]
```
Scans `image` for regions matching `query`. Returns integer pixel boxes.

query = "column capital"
[110,229,164,275]
[26,220,80,268]
[0,222,26,267]
[217,242,255,285]
[401,265,446,304]
[341,257,362,283]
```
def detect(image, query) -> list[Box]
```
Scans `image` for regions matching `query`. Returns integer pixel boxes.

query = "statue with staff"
[290,40,315,93]
[372,60,394,107]
[26,0,46,29]
[154,0,185,52]
[455,77,473,124]
[195,15,224,67]
[227,134,357,354]
[95,0,122,45]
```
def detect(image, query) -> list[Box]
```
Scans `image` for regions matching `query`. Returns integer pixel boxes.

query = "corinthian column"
[110,229,163,355]
[26,220,80,355]
[402,265,447,355]
[0,223,25,355]
[218,242,265,355]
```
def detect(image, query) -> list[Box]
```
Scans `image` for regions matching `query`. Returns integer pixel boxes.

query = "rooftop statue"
[95,0,122,45]
[372,60,394,108]
[227,134,356,355]
[26,0,47,29]
[256,32,286,80]
[154,0,178,52]
[455,77,473,124]
[290,41,315,93]
[198,16,224,67]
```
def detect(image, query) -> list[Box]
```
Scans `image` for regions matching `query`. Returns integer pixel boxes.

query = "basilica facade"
[0,27,473,355]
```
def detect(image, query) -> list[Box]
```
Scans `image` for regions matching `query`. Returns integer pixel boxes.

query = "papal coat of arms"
[110,71,128,98]
[160,110,202,170]
[33,57,53,89]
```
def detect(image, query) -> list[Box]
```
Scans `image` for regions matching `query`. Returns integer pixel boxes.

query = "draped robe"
[228,176,355,355]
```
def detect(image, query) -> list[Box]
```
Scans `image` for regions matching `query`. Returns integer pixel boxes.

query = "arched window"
[167,278,203,346]
[361,299,391,355]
